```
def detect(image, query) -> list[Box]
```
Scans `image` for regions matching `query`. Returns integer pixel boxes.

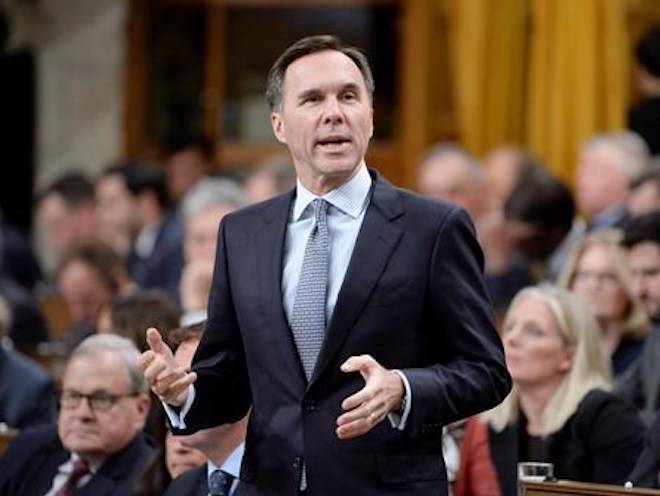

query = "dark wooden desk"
[523,480,660,496]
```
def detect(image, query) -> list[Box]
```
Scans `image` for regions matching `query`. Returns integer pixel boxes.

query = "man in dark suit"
[140,35,510,496]
[164,325,245,496]
[0,334,152,496]
[0,294,55,429]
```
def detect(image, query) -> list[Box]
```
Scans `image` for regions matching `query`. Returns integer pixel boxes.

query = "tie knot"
[71,458,90,478]
[312,198,328,225]
[209,469,234,496]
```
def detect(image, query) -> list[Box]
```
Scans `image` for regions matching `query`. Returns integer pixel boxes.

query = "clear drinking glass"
[517,462,554,496]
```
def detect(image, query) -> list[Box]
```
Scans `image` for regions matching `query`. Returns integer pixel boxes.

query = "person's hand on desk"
[138,327,197,407]
[336,354,405,440]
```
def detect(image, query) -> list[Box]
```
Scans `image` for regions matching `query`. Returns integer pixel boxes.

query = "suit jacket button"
[304,400,316,412]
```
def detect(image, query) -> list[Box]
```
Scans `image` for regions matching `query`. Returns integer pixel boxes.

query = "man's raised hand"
[138,327,197,407]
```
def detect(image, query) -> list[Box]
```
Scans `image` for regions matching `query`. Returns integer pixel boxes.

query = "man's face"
[627,181,660,218]
[167,148,207,202]
[628,241,660,321]
[576,147,628,218]
[95,174,136,246]
[184,204,235,264]
[270,50,373,194]
[58,352,149,463]
[57,261,112,324]
[37,194,76,254]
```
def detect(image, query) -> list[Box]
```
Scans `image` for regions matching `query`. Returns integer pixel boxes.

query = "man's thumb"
[146,327,168,355]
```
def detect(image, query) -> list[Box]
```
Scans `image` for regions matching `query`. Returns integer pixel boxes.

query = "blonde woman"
[455,286,643,496]
[558,229,649,376]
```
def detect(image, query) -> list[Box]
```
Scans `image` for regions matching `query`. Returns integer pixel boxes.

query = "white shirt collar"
[206,443,244,480]
[292,165,372,221]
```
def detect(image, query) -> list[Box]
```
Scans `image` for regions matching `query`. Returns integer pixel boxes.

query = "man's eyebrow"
[297,88,322,102]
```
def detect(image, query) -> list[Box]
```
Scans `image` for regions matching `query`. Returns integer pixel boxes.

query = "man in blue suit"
[141,35,511,496]
[0,335,152,496]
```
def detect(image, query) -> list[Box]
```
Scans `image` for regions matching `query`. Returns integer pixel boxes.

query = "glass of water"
[517,462,554,496]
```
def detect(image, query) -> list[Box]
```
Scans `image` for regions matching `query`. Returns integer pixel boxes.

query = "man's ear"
[271,112,287,144]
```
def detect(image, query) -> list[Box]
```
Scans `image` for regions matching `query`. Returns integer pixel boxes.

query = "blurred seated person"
[503,166,581,282]
[35,171,98,273]
[628,25,660,156]
[627,164,660,218]
[558,229,650,376]
[0,294,56,429]
[576,132,649,231]
[97,289,179,353]
[164,135,213,206]
[163,324,246,496]
[0,270,49,347]
[56,242,132,351]
[615,213,660,424]
[0,213,43,292]
[179,177,247,325]
[0,334,152,495]
[95,163,138,258]
[483,145,529,210]
[455,285,644,496]
[243,154,296,204]
[417,143,487,223]
[125,165,184,302]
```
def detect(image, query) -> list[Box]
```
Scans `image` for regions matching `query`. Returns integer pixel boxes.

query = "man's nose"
[322,96,343,124]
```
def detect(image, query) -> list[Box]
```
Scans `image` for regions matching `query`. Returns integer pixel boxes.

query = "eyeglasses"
[60,390,139,411]
[572,270,619,286]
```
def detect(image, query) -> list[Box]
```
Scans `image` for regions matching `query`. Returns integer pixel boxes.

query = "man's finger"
[160,372,197,406]
[341,387,374,411]
[336,411,383,439]
[143,359,168,385]
[337,400,381,427]
[340,354,375,374]
[137,350,155,371]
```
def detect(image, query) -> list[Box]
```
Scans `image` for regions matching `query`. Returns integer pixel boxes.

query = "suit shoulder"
[164,465,206,495]
[222,192,292,226]
[3,349,52,386]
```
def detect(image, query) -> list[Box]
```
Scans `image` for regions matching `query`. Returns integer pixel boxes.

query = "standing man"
[140,35,510,496]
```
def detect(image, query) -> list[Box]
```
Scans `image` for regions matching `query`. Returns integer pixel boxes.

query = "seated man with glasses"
[0,334,152,496]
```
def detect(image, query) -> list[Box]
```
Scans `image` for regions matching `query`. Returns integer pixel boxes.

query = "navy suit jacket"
[0,346,56,429]
[177,171,511,495]
[0,425,151,496]
[127,210,184,302]
[164,463,243,496]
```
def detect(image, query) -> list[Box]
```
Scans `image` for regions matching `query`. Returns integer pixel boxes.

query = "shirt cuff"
[387,369,412,431]
[163,385,196,429]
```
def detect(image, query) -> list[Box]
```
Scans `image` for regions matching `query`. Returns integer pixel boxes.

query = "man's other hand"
[138,327,197,407]
[336,354,404,440]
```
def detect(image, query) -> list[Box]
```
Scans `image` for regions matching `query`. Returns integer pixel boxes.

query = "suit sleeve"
[401,207,511,431]
[578,390,644,484]
[175,217,252,433]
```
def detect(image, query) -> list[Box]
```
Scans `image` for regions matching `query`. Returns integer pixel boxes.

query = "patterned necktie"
[55,458,89,496]
[290,198,330,380]
[208,469,234,496]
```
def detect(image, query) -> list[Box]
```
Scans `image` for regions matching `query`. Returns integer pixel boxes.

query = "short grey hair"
[70,334,148,393]
[582,131,650,181]
[419,143,484,182]
[181,177,248,225]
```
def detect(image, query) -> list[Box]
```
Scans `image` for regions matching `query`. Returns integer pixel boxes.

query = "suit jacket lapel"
[255,192,307,390]
[308,174,404,389]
